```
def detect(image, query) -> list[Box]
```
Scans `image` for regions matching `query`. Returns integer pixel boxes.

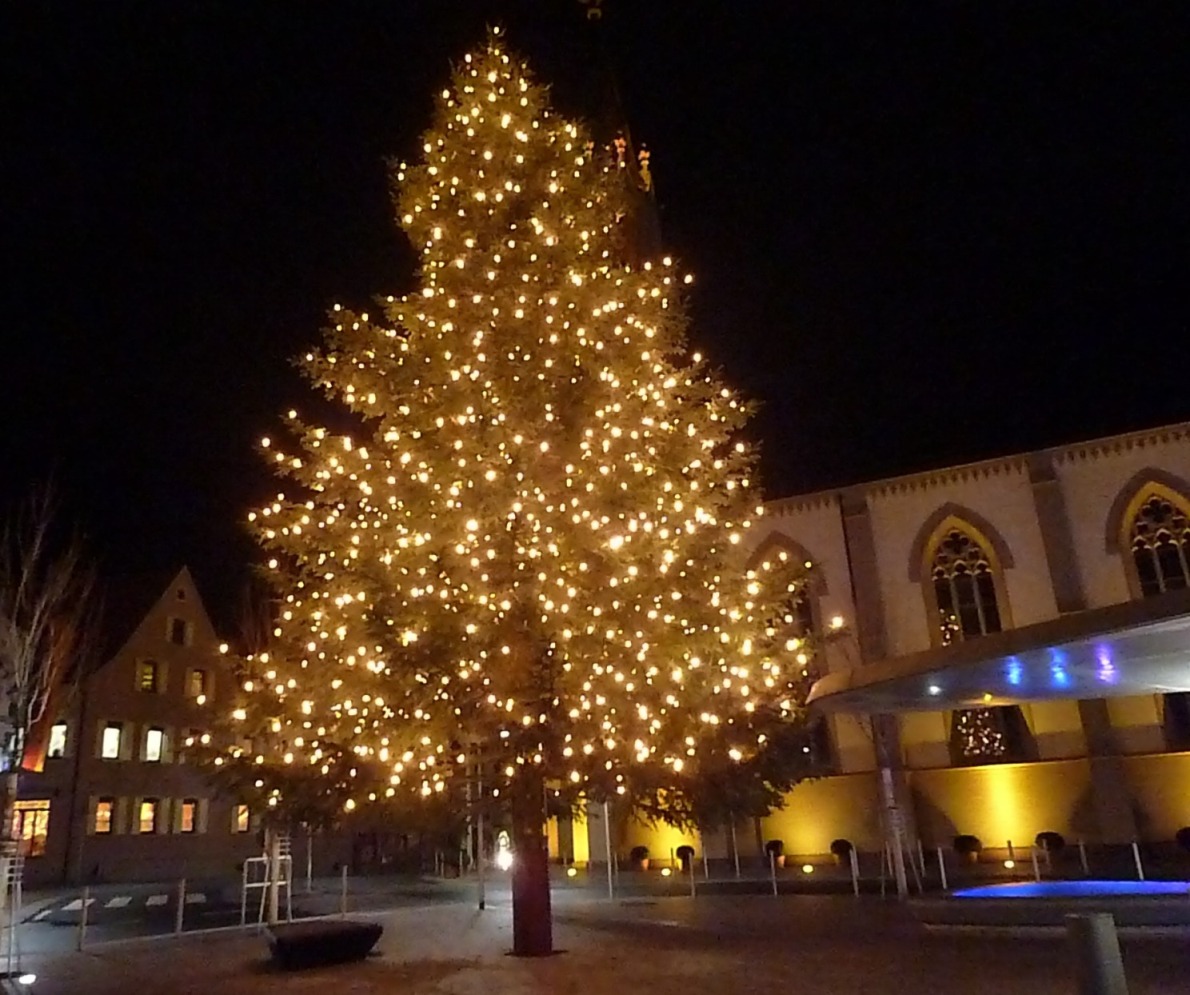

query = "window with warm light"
[144,727,165,762]
[188,669,208,698]
[11,800,50,857]
[47,723,67,759]
[234,804,250,833]
[1126,488,1190,747]
[138,799,159,834]
[926,526,1031,765]
[94,798,114,834]
[138,660,160,693]
[1130,493,1190,596]
[180,799,197,833]
[100,722,123,759]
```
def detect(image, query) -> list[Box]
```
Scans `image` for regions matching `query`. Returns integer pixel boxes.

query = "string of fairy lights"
[212,31,811,816]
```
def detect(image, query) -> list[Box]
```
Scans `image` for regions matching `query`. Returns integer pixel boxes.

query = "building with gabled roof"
[15,567,263,885]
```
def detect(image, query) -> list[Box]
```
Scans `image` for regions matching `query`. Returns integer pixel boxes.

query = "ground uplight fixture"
[661,867,672,877]
[801,864,814,874]
[566,866,578,877]
[1003,859,1016,869]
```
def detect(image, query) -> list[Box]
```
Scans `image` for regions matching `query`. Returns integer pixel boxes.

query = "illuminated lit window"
[180,799,197,833]
[169,618,189,646]
[144,727,164,762]
[931,529,1002,642]
[234,804,250,833]
[48,723,67,759]
[1131,494,1190,597]
[1126,489,1190,748]
[11,800,50,857]
[101,722,123,759]
[94,798,114,834]
[138,661,160,693]
[188,669,208,698]
[138,798,159,834]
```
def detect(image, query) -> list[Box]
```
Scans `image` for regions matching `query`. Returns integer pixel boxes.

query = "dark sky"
[4,1,1187,624]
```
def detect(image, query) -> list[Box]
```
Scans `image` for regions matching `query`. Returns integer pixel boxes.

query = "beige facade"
[585,422,1190,866]
[15,568,263,886]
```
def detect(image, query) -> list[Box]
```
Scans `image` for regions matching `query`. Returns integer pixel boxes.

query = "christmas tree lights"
[212,31,812,954]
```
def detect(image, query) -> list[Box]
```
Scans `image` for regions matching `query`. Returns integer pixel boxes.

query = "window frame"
[138,660,161,693]
[11,800,51,857]
[47,722,68,759]
[143,727,165,763]
[94,797,115,834]
[138,797,159,835]
[100,722,123,760]
[233,804,251,834]
[180,798,198,834]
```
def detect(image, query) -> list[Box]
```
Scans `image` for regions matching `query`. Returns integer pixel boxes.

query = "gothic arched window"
[931,528,1003,642]
[1129,493,1190,597]
[1124,487,1190,747]
[926,525,1030,764]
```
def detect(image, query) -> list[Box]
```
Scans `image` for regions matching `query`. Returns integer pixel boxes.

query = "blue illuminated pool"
[954,880,1190,899]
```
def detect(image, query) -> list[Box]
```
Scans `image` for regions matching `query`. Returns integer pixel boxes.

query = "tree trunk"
[509,773,552,956]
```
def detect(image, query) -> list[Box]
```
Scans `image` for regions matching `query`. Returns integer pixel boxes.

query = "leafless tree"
[0,487,97,855]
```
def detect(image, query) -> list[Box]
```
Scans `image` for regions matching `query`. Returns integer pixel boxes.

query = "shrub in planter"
[829,839,854,865]
[629,845,650,870]
[676,844,696,871]
[1035,831,1066,853]
[953,834,983,863]
[764,839,785,868]
[1175,827,1190,853]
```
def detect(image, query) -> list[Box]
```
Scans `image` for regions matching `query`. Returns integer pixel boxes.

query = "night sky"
[4,2,1187,624]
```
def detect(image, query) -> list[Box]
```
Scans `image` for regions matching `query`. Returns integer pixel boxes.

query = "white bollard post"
[916,838,926,881]
[1031,847,1041,883]
[730,823,740,879]
[769,850,778,896]
[850,846,861,897]
[76,886,89,952]
[175,878,186,935]
[1131,841,1144,882]
[1066,913,1129,995]
[700,831,709,879]
[936,846,948,892]
[602,801,614,901]
[240,861,248,927]
[1078,839,1090,875]
[339,865,348,918]
[689,854,697,898]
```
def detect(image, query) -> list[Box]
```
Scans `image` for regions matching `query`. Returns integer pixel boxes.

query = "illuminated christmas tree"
[216,31,813,955]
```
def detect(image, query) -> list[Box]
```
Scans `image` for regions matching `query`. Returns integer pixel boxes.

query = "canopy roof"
[807,589,1190,713]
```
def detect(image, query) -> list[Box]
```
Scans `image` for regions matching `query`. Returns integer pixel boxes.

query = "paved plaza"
[7,892,1187,995]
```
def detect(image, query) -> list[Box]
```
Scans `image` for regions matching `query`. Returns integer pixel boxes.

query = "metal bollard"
[175,878,186,935]
[1066,913,1129,995]
[850,846,861,896]
[936,846,948,892]
[340,865,348,918]
[769,851,778,896]
[76,886,89,951]
[1131,841,1144,881]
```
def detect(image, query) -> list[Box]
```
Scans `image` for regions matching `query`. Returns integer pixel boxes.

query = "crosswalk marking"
[145,894,168,907]
[62,898,97,911]
[106,896,132,909]
[31,909,50,921]
[184,893,206,904]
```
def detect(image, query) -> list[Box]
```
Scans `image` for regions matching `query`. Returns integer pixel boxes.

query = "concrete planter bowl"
[266,920,384,970]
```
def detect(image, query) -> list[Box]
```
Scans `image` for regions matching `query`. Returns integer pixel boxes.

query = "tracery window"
[928,526,1028,764]
[1130,494,1190,596]
[1127,490,1190,747]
